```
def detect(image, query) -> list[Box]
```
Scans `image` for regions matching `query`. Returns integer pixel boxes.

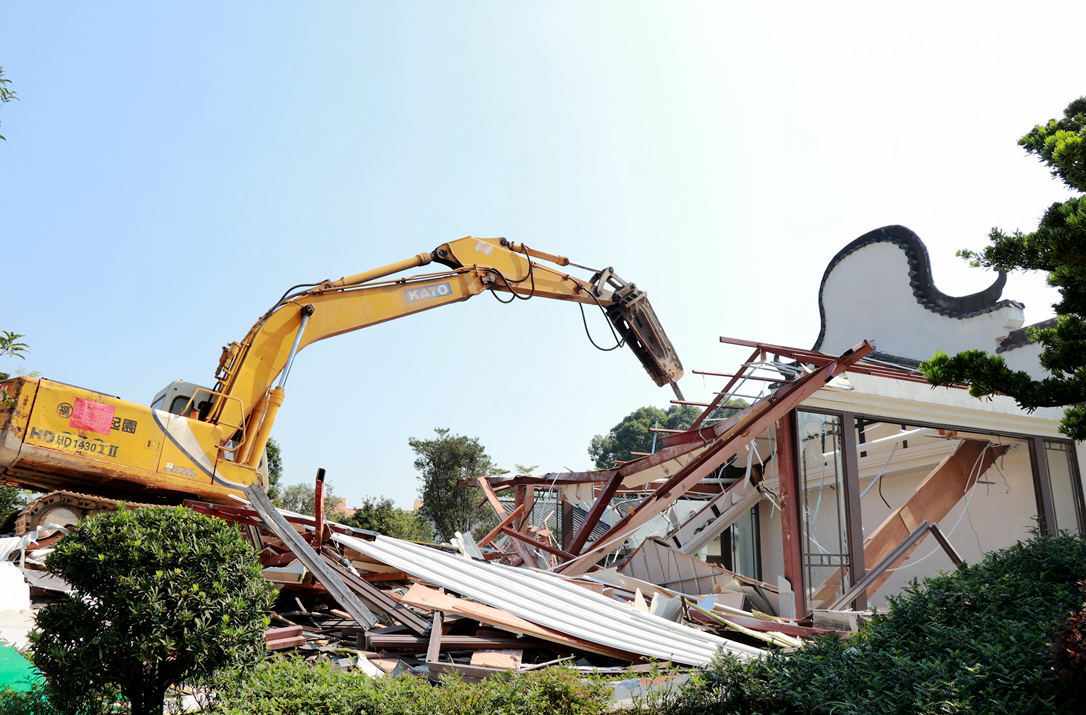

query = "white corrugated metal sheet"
[334,533,762,665]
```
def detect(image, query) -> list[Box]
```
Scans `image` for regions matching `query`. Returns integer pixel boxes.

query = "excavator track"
[14,490,160,536]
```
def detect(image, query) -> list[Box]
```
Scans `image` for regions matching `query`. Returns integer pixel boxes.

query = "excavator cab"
[150,380,216,419]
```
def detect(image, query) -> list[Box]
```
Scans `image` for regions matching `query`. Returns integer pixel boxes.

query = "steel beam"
[558,340,872,576]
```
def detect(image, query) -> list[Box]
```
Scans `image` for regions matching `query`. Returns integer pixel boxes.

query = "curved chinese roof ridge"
[813,225,1022,352]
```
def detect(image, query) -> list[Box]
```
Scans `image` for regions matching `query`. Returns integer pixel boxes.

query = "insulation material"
[621,538,779,614]
[0,563,33,650]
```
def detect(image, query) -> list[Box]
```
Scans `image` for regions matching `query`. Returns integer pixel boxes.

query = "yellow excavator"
[0,237,683,534]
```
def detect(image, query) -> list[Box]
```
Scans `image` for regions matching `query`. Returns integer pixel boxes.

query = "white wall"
[819,242,1024,360]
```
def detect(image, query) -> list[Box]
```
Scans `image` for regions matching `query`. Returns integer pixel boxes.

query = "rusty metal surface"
[0,378,37,470]
[244,484,379,629]
[559,340,874,576]
[14,490,159,535]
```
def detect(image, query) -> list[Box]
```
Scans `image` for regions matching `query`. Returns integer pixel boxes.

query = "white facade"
[707,225,1084,613]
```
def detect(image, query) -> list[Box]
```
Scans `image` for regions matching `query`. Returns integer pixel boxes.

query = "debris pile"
[177,484,842,681]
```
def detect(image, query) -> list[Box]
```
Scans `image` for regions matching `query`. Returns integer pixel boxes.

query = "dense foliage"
[342,495,434,541]
[32,507,276,715]
[265,436,283,501]
[667,533,1086,714]
[1049,581,1086,685]
[588,402,746,469]
[921,97,1086,440]
[1,332,31,523]
[411,428,501,542]
[0,67,16,141]
[277,480,343,519]
[206,656,611,715]
[0,686,62,715]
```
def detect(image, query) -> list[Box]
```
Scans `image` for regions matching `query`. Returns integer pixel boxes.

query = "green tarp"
[0,643,40,692]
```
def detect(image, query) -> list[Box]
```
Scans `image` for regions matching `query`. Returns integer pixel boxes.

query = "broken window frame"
[795,410,860,612]
[1042,439,1086,535]
[780,408,1084,615]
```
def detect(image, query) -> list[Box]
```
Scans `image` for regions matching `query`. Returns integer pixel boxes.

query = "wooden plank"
[688,610,843,638]
[397,584,643,662]
[478,505,524,548]
[264,625,303,641]
[353,570,408,582]
[266,636,306,651]
[426,661,510,684]
[373,634,548,651]
[567,469,624,555]
[477,478,536,565]
[811,441,1007,608]
[471,650,523,669]
[426,612,443,664]
[500,527,576,562]
[830,521,930,610]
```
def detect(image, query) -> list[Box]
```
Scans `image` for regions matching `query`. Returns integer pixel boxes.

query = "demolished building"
[3,224,1081,684]
[460,224,1083,617]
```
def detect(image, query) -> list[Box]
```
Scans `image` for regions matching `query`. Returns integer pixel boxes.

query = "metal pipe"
[278,306,314,389]
[567,259,601,273]
[323,252,433,290]
[237,392,269,464]
[246,386,284,468]
[507,242,569,266]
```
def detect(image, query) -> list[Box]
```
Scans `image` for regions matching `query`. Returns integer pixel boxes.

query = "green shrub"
[1048,581,1086,686]
[32,506,276,715]
[0,686,63,715]
[671,532,1086,715]
[208,656,612,715]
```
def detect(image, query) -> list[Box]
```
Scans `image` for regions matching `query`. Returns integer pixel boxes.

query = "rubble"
[177,478,843,680]
[0,340,880,690]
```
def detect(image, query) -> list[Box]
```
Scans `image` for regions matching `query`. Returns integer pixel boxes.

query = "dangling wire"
[487,243,537,303]
[578,286,626,351]
[860,442,898,509]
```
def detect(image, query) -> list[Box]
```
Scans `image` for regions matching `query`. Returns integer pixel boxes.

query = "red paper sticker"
[70,398,115,435]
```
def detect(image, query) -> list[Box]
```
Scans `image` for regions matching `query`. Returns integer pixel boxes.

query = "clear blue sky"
[1,3,1078,508]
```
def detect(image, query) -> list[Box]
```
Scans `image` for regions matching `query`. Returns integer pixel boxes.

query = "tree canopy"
[588,402,747,469]
[0,67,16,141]
[265,436,283,501]
[0,332,30,522]
[278,479,343,519]
[411,428,500,543]
[32,506,275,715]
[342,495,434,542]
[920,97,1086,440]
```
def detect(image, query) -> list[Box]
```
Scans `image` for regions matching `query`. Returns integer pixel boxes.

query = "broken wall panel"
[858,432,1036,608]
[620,538,779,614]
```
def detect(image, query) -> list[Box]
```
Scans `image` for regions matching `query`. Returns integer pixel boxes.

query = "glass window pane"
[730,505,761,581]
[1045,441,1084,535]
[797,411,850,606]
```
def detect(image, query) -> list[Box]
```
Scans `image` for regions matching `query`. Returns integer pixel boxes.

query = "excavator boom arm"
[211,237,683,463]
